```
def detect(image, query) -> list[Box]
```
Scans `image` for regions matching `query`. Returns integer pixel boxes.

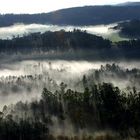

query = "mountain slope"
[113,19,140,37]
[117,1,140,6]
[1,5,140,26]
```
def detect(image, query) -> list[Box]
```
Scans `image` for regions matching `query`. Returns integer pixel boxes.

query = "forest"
[0,30,111,53]
[0,82,140,140]
[0,2,140,140]
[0,29,140,60]
[113,20,140,38]
[0,5,140,27]
[0,63,139,140]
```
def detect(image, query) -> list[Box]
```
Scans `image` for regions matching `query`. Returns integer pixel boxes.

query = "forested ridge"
[0,30,140,60]
[0,30,111,53]
[113,20,140,38]
[0,5,140,27]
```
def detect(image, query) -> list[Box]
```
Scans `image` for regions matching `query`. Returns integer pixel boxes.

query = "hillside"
[0,30,140,60]
[117,1,140,6]
[113,19,140,38]
[0,5,140,27]
[0,30,111,53]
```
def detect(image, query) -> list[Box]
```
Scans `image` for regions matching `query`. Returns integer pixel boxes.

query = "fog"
[0,60,139,76]
[0,59,139,110]
[1,59,138,140]
[0,23,139,140]
[0,23,129,41]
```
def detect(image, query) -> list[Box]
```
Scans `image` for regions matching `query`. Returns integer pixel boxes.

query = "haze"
[0,0,139,14]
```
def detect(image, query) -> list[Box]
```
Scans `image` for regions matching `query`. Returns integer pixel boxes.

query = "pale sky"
[0,0,139,14]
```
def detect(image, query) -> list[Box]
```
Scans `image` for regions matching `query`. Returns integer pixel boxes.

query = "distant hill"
[0,30,111,54]
[1,5,140,27]
[0,30,140,60]
[117,1,140,6]
[113,19,140,38]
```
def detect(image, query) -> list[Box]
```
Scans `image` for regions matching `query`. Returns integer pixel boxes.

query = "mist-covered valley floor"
[0,59,139,108]
[0,58,139,140]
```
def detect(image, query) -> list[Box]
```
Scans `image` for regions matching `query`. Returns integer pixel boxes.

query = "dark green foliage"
[0,29,140,60]
[0,82,140,139]
[115,39,140,58]
[0,119,48,140]
[0,30,111,54]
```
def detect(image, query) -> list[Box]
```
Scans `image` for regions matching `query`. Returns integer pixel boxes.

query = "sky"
[0,0,139,14]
